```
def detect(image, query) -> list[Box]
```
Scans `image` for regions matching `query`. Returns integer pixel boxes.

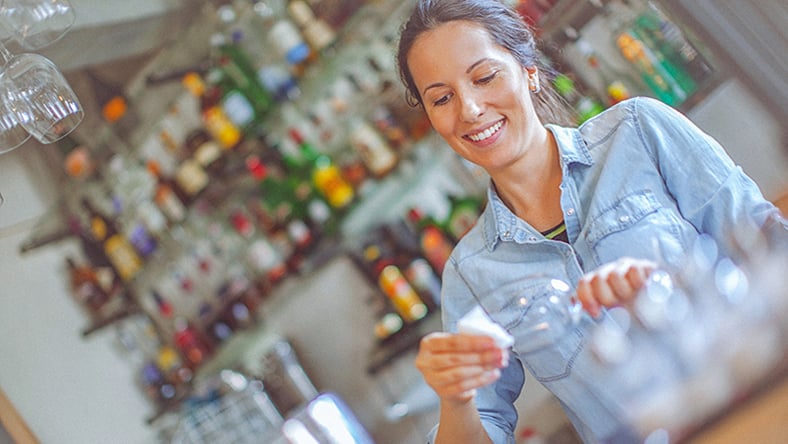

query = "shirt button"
[503,231,511,238]
[566,208,575,216]
[619,215,631,223]
[528,236,537,242]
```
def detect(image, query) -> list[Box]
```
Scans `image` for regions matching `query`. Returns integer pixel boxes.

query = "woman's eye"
[433,94,451,106]
[476,72,497,84]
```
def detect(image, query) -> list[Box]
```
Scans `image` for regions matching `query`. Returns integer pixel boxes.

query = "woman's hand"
[415,332,509,406]
[576,257,657,318]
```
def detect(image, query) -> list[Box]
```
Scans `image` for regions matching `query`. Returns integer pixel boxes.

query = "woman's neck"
[492,127,564,231]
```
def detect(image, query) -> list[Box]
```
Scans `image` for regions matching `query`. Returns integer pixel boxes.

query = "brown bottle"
[81,198,143,282]
[65,256,111,314]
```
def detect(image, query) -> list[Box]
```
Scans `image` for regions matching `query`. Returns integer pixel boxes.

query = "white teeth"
[469,120,503,142]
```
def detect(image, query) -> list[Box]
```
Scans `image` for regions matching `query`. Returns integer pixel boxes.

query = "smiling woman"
[395,1,787,443]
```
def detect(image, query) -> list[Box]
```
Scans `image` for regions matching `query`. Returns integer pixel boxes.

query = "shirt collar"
[480,125,593,251]
[546,124,594,168]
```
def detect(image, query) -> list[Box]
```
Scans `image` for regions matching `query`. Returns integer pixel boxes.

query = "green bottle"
[210,33,274,127]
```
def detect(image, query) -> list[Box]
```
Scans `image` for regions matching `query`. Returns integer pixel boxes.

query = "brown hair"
[396,0,574,126]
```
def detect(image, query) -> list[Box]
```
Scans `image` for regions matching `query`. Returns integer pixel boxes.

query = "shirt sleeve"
[425,259,524,444]
[631,96,784,253]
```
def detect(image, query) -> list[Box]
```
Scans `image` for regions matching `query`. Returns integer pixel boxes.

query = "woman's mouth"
[467,119,504,142]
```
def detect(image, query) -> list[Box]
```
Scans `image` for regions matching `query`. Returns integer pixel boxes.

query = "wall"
[687,78,788,201]
[0,145,160,443]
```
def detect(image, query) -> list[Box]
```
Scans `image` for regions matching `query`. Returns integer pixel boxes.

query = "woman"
[396,0,785,442]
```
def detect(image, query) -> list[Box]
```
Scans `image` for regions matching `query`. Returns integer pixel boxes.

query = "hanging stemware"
[0,0,76,51]
[0,41,83,144]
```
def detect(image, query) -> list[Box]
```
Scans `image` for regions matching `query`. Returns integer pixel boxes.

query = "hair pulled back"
[396,0,573,125]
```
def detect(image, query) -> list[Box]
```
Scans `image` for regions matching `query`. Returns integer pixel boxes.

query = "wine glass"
[0,0,76,51]
[0,71,31,153]
[1,46,83,143]
[485,274,584,354]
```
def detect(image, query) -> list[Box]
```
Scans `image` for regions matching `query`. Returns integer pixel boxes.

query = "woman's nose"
[459,92,484,122]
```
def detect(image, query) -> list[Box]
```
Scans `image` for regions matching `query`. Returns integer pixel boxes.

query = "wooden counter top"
[688,373,788,444]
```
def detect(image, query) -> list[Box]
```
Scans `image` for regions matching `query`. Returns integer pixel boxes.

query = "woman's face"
[406,20,541,172]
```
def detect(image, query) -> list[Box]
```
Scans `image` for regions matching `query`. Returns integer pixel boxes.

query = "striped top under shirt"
[541,220,568,243]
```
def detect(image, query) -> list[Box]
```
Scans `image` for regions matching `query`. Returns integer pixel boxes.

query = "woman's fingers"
[415,332,508,402]
[577,257,657,317]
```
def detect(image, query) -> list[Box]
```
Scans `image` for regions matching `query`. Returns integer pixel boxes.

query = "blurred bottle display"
[348,117,399,180]
[34,0,508,416]
[65,256,111,314]
[610,0,700,108]
[81,197,143,283]
[635,2,711,85]
[360,240,428,324]
[407,207,455,276]
[87,69,140,141]
[182,72,243,151]
[288,128,355,210]
[58,135,96,181]
[229,1,301,102]
[445,194,484,242]
[287,0,337,54]
[210,5,275,124]
[571,31,644,106]
[552,73,605,124]
[147,161,188,226]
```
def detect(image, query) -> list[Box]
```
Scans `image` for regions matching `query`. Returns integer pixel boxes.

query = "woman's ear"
[526,67,541,94]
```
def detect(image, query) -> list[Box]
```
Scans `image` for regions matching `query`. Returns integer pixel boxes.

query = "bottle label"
[105,235,142,281]
[222,90,255,128]
[379,265,427,322]
[175,160,209,196]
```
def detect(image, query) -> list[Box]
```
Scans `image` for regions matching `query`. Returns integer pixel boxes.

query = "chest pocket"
[584,190,681,264]
[479,277,588,382]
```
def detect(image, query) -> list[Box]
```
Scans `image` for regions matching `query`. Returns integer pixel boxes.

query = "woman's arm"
[416,332,504,444]
[633,97,782,250]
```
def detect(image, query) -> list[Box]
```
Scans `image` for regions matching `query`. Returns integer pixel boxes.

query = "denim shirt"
[429,97,781,443]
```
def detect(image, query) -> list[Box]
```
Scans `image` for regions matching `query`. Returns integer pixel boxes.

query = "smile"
[467,119,504,142]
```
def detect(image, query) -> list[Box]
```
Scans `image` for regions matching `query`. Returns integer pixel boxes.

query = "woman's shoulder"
[577,96,689,141]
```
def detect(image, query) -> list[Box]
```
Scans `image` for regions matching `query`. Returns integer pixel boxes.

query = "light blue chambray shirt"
[428,97,782,443]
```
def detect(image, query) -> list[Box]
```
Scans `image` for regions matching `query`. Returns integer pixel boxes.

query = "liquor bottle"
[172,317,213,369]
[381,221,442,310]
[246,153,318,245]
[407,207,455,276]
[228,203,290,285]
[147,161,188,225]
[172,157,210,206]
[374,312,404,341]
[182,72,243,151]
[229,3,300,102]
[287,129,355,211]
[275,21,313,76]
[58,135,96,181]
[552,73,605,124]
[615,29,691,107]
[361,241,428,323]
[81,198,143,282]
[86,69,140,141]
[348,118,399,179]
[150,290,174,319]
[184,129,226,177]
[635,3,709,86]
[287,0,337,54]
[570,31,644,106]
[65,256,111,314]
[209,29,275,125]
[649,2,714,85]
[445,194,484,242]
